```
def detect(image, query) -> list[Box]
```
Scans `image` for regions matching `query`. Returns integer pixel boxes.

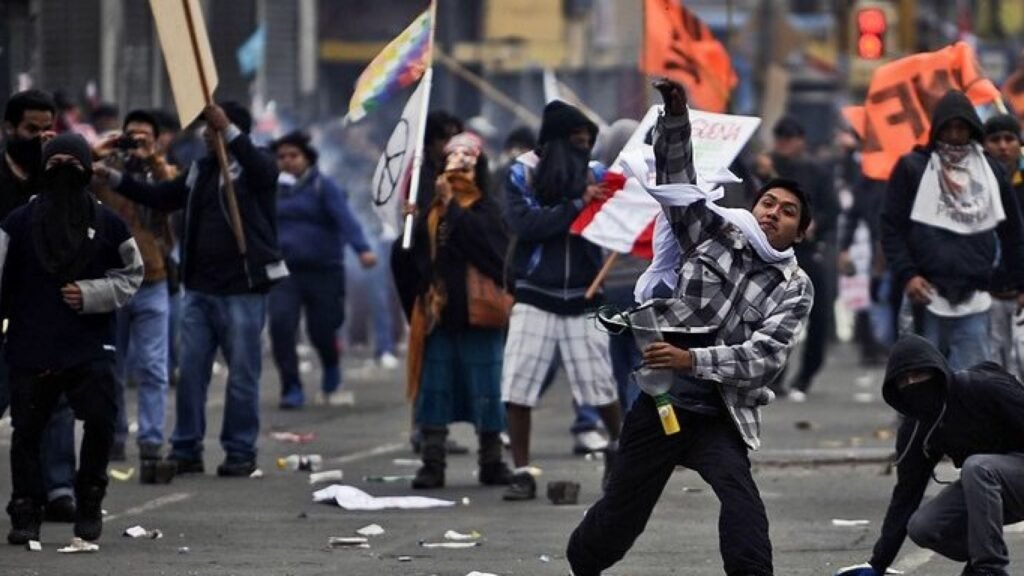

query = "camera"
[116,135,140,151]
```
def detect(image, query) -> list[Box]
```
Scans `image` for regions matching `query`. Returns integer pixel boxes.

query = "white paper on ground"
[444,530,481,541]
[831,519,871,527]
[466,572,499,576]
[313,485,456,511]
[420,541,481,549]
[356,524,385,537]
[58,537,99,553]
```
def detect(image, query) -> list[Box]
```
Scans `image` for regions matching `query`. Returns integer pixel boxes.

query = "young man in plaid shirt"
[567,80,815,576]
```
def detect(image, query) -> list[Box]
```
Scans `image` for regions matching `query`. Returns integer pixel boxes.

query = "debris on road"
[466,572,499,576]
[309,469,344,484]
[419,541,481,549]
[681,487,705,493]
[271,431,317,444]
[313,485,456,511]
[397,556,413,562]
[110,467,135,481]
[873,427,894,441]
[249,469,264,479]
[363,474,416,483]
[123,525,163,539]
[794,421,815,431]
[58,538,99,553]
[444,530,481,542]
[539,554,551,563]
[461,497,471,506]
[831,518,871,527]
[26,540,41,552]
[546,481,580,505]
[177,546,190,554]
[329,536,370,548]
[853,392,875,403]
[278,454,323,472]
[356,524,385,537]
[391,458,420,467]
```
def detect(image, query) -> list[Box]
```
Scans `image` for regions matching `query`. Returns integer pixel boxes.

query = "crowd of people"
[0,77,1022,576]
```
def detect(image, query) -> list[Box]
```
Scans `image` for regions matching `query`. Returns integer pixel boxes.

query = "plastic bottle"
[276,454,323,472]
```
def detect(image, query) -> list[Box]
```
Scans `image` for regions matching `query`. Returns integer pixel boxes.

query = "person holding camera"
[92,110,178,464]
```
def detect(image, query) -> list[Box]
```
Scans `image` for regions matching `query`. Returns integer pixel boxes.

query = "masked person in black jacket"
[836,334,1024,576]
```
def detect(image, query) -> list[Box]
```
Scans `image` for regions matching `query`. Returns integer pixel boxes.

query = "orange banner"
[844,42,1001,181]
[640,0,737,113]
[1003,67,1024,122]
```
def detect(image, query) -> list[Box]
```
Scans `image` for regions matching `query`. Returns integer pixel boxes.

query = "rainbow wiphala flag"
[346,7,432,122]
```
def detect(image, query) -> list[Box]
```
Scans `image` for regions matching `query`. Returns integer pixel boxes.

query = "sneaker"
[573,429,609,455]
[139,442,163,461]
[478,462,512,486]
[787,390,808,403]
[279,388,305,410]
[44,496,76,523]
[379,352,400,370]
[73,487,103,541]
[108,441,127,462]
[168,456,205,475]
[216,459,257,478]
[6,498,42,545]
[502,471,537,501]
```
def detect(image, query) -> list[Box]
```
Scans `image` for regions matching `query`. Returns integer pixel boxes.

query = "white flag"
[371,79,428,240]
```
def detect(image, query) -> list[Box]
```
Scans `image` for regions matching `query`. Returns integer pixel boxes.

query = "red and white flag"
[571,106,761,258]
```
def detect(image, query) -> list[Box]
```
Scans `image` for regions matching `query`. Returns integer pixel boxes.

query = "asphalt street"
[0,340,1021,576]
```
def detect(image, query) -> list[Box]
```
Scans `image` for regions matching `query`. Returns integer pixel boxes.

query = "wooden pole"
[181,0,249,279]
[585,252,620,300]
[435,49,542,129]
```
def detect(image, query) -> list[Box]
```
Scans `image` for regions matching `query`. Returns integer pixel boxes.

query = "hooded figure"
[839,334,1024,576]
[881,90,1024,370]
[32,133,98,283]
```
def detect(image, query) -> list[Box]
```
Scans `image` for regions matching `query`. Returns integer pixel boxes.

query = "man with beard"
[0,89,81,523]
[0,133,143,545]
[501,100,621,501]
[836,335,1024,576]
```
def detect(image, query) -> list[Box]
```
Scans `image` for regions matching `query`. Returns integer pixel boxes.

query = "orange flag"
[843,42,1002,181]
[641,0,737,113]
[1003,67,1024,122]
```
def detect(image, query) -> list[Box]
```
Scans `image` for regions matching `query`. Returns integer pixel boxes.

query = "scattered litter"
[681,487,704,494]
[123,525,163,539]
[837,563,903,574]
[444,530,481,542]
[110,467,135,481]
[249,469,264,479]
[309,470,344,484]
[313,485,456,511]
[271,432,317,444]
[466,572,498,576]
[539,554,551,563]
[278,454,323,472]
[794,421,815,431]
[419,541,481,549]
[397,556,413,562]
[391,458,420,467]
[461,497,471,506]
[547,481,580,505]
[26,540,41,552]
[297,512,308,519]
[873,427,894,441]
[584,452,604,461]
[58,538,99,553]
[177,546,190,554]
[853,392,875,403]
[832,519,871,527]
[329,536,370,548]
[363,474,415,483]
[356,524,385,537]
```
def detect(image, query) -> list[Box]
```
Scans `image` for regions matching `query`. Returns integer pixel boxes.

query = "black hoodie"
[868,334,1024,572]
[880,91,1024,302]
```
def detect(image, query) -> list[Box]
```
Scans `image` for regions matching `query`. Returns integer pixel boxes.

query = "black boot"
[477,431,512,486]
[73,486,104,541]
[6,498,42,545]
[412,427,447,489]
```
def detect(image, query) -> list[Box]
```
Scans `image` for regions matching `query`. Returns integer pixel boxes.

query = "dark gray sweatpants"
[908,453,1024,576]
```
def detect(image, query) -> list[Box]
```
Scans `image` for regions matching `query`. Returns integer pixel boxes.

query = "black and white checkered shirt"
[652,112,814,450]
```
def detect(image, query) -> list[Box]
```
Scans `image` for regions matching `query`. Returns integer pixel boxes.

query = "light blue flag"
[236,25,266,77]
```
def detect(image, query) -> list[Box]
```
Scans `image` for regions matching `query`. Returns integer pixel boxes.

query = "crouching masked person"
[836,334,1024,576]
[567,79,814,576]
[1,133,143,545]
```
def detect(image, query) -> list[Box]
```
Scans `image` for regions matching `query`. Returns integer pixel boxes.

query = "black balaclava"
[32,133,97,282]
[882,334,952,420]
[534,101,598,206]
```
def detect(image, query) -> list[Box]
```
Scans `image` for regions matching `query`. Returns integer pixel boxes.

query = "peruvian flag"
[571,105,761,258]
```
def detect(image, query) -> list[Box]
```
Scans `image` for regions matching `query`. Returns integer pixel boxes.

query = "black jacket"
[869,335,1024,571]
[392,191,509,330]
[115,129,285,294]
[0,151,38,221]
[990,170,1024,294]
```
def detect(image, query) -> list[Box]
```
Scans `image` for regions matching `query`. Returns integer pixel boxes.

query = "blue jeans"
[344,237,396,356]
[269,268,345,403]
[0,356,75,502]
[912,305,991,371]
[114,281,170,446]
[171,291,266,462]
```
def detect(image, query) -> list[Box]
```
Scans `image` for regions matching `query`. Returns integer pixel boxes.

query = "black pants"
[792,254,829,392]
[567,395,772,576]
[9,359,116,505]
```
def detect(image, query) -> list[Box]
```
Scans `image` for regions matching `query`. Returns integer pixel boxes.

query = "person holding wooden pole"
[95,102,286,478]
